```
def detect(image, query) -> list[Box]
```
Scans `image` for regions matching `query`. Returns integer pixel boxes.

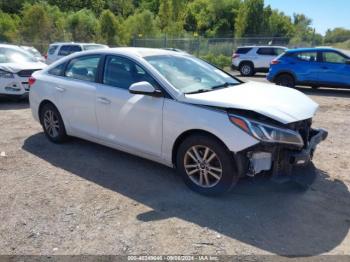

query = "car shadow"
[295,86,350,98]
[22,133,350,257]
[0,97,29,110]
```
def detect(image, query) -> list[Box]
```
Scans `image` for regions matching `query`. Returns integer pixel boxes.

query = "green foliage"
[67,9,100,42]
[0,11,20,42]
[200,53,231,69]
[325,28,350,44]
[100,10,120,45]
[235,0,264,37]
[0,0,349,53]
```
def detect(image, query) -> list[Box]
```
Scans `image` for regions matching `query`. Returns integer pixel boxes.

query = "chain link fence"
[132,37,293,56]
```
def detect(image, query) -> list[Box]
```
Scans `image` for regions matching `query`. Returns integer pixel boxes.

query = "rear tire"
[39,103,68,143]
[176,134,239,196]
[239,62,254,76]
[275,74,295,88]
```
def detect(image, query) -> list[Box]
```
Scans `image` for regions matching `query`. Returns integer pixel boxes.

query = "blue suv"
[267,48,350,88]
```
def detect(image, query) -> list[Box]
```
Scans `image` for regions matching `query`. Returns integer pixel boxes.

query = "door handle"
[55,86,66,92]
[97,97,111,104]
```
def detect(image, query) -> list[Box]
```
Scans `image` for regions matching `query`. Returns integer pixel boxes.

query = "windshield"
[83,44,107,51]
[145,55,240,94]
[0,47,37,63]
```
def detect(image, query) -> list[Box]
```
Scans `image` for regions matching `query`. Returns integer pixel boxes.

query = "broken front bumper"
[237,128,328,183]
[271,128,328,183]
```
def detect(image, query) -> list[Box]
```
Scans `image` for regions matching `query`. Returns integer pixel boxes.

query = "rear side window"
[48,45,58,55]
[257,48,276,56]
[235,48,252,54]
[58,45,82,56]
[294,52,317,62]
[65,55,101,82]
[48,62,66,76]
[58,45,71,56]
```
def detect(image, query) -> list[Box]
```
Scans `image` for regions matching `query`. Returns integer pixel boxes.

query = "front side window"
[322,52,348,64]
[0,47,36,63]
[103,56,157,89]
[295,52,318,62]
[65,55,100,82]
[48,62,66,76]
[145,55,240,94]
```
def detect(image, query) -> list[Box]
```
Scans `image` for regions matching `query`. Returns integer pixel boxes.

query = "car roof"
[286,47,343,53]
[49,42,105,46]
[83,47,190,58]
[237,45,287,49]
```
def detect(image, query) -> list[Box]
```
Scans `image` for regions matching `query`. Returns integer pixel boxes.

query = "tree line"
[0,0,349,49]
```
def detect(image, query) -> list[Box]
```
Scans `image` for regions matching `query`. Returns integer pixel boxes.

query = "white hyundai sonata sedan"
[29,48,327,195]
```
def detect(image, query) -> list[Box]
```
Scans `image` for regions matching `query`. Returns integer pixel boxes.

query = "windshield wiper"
[211,82,237,90]
[185,89,212,94]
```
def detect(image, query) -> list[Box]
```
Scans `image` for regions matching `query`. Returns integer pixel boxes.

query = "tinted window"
[322,52,348,64]
[70,45,82,53]
[236,48,252,54]
[48,45,58,55]
[65,55,100,82]
[58,45,82,56]
[48,62,66,76]
[257,48,276,56]
[58,45,71,56]
[103,56,157,90]
[295,52,317,62]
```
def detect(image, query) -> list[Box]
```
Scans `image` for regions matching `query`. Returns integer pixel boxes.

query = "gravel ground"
[0,75,350,257]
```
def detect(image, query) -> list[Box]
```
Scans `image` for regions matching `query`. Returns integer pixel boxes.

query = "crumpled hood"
[0,62,47,73]
[182,81,319,124]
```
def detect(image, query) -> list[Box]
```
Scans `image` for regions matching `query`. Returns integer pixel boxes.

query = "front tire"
[275,74,295,88]
[39,103,68,143]
[176,134,239,196]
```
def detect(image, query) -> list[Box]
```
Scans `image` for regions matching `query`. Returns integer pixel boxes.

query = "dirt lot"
[1,75,350,257]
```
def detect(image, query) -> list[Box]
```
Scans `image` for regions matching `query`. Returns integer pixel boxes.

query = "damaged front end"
[229,113,328,183]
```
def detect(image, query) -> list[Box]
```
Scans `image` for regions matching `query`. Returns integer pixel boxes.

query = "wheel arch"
[274,71,297,83]
[38,100,60,125]
[171,129,231,167]
[238,60,254,69]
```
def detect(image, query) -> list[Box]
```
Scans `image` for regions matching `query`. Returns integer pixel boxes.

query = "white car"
[29,48,327,195]
[0,44,47,99]
[46,42,108,64]
[20,46,45,63]
[232,46,287,76]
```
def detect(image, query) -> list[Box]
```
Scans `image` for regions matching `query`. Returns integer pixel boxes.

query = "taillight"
[28,76,36,87]
[44,53,48,60]
[232,53,240,59]
[271,59,280,65]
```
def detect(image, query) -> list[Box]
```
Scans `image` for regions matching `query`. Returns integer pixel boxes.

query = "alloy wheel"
[43,110,60,138]
[183,145,223,188]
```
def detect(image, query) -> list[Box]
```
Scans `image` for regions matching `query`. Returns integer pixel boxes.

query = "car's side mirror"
[129,81,162,97]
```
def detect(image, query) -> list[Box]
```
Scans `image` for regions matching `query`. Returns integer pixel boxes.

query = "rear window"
[48,62,66,76]
[48,45,58,55]
[235,48,252,54]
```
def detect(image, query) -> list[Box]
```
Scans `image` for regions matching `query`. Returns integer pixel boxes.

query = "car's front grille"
[288,119,312,148]
[17,69,40,77]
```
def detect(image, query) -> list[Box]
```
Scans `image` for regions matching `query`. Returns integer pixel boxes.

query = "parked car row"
[0,42,108,99]
[232,45,350,89]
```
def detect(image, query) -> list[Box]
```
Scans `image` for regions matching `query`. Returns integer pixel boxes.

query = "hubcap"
[242,65,251,75]
[43,110,60,138]
[184,145,223,188]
